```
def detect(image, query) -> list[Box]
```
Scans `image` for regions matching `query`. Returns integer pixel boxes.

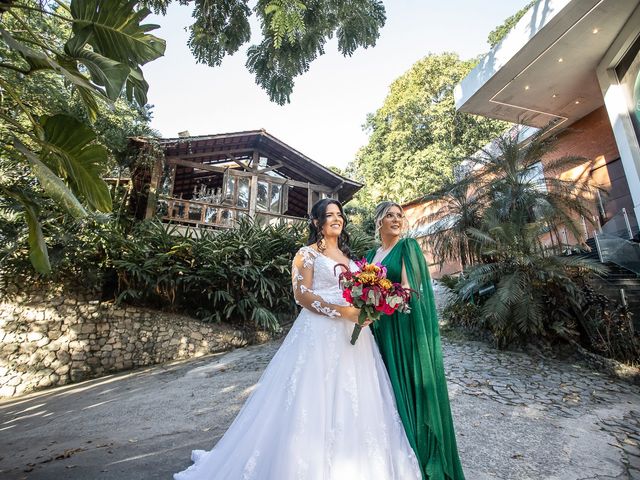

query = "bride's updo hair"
[307,198,352,259]
[374,201,405,239]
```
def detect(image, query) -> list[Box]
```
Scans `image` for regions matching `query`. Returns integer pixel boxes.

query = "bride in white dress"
[174,199,421,480]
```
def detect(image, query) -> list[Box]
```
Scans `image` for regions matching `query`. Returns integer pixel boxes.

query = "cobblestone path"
[442,339,640,479]
[0,336,638,479]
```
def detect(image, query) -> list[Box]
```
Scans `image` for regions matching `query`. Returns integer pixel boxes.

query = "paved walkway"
[0,336,639,480]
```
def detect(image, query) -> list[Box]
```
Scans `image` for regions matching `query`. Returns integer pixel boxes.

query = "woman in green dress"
[366,201,465,480]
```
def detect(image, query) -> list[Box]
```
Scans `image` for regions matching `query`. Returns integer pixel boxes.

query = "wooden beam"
[248,151,259,218]
[227,153,250,171]
[257,162,283,174]
[168,156,332,192]
[165,148,255,161]
[331,181,344,195]
[167,158,254,177]
[255,148,327,185]
[145,157,164,219]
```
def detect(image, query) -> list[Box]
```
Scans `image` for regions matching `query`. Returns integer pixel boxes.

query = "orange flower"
[363,264,381,274]
[378,278,392,290]
[356,272,378,285]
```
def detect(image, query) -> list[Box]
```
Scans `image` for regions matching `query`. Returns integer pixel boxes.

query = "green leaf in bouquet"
[366,288,376,303]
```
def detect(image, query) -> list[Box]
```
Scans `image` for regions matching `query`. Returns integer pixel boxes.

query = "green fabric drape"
[366,238,465,480]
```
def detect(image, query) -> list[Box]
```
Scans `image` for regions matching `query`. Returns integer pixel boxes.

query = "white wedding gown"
[174,246,422,480]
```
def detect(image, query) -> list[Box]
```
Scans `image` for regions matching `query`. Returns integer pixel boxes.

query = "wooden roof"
[135,129,362,203]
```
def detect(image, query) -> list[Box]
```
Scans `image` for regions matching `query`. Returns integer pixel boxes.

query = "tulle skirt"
[174,308,422,480]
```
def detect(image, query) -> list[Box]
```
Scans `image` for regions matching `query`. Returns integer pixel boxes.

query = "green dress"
[366,238,465,480]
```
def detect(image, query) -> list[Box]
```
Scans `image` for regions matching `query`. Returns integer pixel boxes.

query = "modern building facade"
[407,0,640,277]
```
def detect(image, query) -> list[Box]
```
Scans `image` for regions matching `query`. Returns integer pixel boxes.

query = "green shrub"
[441,301,483,332]
[2,214,381,334]
[438,274,460,290]
[110,218,307,332]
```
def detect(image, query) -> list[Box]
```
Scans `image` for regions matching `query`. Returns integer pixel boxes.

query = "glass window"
[223,171,235,204]
[205,207,218,224]
[188,203,202,221]
[237,178,250,208]
[257,180,269,211]
[270,184,281,213]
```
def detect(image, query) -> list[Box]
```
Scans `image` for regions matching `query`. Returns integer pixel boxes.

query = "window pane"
[237,178,250,208]
[157,198,168,217]
[205,207,218,224]
[188,203,202,221]
[257,181,269,211]
[270,184,281,213]
[224,174,235,203]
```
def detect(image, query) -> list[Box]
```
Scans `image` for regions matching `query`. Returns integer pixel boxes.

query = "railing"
[158,196,249,228]
[158,196,306,229]
[593,208,640,275]
[601,208,633,239]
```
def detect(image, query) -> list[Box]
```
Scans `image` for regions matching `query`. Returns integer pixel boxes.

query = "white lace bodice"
[295,246,352,306]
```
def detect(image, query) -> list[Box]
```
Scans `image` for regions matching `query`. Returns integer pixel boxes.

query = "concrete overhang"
[455,0,640,130]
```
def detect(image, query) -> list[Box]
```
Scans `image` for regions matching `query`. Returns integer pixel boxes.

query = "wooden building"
[130,130,362,228]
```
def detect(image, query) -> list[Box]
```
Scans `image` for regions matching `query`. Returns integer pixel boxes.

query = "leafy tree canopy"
[487,1,534,48]
[347,53,507,208]
[143,0,386,104]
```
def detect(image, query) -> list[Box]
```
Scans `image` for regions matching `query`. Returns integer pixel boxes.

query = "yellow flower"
[356,272,378,285]
[363,264,381,274]
[378,278,392,290]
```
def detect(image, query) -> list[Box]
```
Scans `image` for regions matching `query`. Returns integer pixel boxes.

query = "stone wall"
[0,287,250,398]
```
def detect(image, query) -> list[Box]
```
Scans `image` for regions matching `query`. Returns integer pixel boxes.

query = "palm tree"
[420,125,598,270]
[418,178,483,269]
[469,125,598,248]
[457,210,606,347]
[427,125,607,346]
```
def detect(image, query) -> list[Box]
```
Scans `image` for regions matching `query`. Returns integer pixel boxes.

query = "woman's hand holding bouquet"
[335,259,413,345]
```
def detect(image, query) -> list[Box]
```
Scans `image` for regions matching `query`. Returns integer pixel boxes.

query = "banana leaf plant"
[0,0,165,273]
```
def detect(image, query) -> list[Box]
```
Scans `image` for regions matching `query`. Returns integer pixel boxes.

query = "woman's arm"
[292,248,360,322]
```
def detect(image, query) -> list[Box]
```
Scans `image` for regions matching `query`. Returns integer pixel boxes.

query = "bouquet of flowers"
[336,258,413,345]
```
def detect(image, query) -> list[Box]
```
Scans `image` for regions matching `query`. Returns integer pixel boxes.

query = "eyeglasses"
[385,212,404,220]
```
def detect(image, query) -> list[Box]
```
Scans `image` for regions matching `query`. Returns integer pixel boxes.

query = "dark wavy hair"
[307,198,352,259]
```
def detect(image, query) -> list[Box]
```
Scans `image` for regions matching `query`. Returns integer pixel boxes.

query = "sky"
[142,1,531,170]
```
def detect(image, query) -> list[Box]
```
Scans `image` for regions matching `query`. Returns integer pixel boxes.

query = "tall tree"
[144,0,387,105]
[348,53,507,207]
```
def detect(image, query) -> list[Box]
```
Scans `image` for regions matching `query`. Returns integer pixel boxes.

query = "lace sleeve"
[292,247,341,319]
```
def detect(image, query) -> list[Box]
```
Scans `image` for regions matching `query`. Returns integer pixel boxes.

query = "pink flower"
[361,287,369,301]
[382,303,395,315]
[343,289,353,303]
